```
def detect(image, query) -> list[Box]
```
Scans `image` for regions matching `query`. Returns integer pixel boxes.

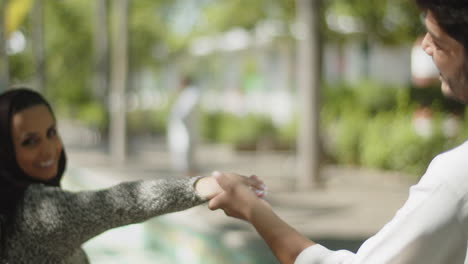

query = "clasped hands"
[195,171,269,221]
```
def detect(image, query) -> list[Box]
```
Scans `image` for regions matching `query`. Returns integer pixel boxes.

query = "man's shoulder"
[434,140,468,164]
[423,140,468,194]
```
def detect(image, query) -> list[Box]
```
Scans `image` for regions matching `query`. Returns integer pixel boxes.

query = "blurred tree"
[196,0,420,45]
[198,0,295,33]
[129,0,172,67]
[0,0,9,91]
[31,0,45,92]
[43,0,93,109]
[109,0,129,162]
[92,0,109,102]
[323,0,421,81]
[326,0,421,44]
[296,0,323,189]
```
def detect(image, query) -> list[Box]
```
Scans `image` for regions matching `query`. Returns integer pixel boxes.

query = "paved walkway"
[64,140,417,262]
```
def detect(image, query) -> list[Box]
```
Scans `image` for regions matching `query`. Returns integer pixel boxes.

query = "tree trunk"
[93,0,109,101]
[109,0,128,163]
[31,0,45,92]
[0,0,9,91]
[296,0,323,190]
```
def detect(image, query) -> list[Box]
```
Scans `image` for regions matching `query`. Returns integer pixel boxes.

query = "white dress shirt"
[296,141,468,264]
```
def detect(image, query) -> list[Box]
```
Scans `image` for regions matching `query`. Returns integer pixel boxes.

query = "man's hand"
[208,171,314,264]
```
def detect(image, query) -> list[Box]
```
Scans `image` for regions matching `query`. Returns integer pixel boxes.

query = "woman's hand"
[208,172,270,221]
[195,171,266,200]
[194,175,223,199]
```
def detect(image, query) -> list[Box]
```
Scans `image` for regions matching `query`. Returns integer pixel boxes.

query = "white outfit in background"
[167,85,200,174]
[296,141,468,264]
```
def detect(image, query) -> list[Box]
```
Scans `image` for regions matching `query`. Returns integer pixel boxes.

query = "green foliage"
[8,52,34,82]
[326,0,421,44]
[129,0,184,67]
[198,80,468,178]
[359,112,417,173]
[197,0,421,46]
[199,0,278,33]
[200,111,225,143]
[276,117,297,147]
[321,80,468,177]
[43,0,93,107]
[357,111,455,177]
[332,107,368,164]
[354,80,401,113]
[127,108,169,136]
[201,111,278,149]
[76,101,107,130]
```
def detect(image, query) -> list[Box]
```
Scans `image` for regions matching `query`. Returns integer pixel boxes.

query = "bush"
[276,117,297,149]
[76,101,107,131]
[357,112,439,176]
[127,108,168,136]
[321,80,467,177]
[331,108,369,165]
[200,80,468,178]
[201,111,278,149]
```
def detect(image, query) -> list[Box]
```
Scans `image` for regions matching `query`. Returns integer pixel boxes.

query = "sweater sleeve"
[19,177,206,251]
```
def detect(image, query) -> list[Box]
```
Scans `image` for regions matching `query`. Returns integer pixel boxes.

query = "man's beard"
[441,61,468,104]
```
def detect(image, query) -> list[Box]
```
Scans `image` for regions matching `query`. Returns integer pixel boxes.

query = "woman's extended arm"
[19,176,213,252]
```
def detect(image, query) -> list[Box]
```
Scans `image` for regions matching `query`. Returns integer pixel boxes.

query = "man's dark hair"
[416,0,468,49]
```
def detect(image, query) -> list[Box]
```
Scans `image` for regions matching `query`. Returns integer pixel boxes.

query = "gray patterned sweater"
[1,177,206,263]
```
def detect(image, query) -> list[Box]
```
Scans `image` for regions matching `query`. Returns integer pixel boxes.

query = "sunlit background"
[1,0,467,263]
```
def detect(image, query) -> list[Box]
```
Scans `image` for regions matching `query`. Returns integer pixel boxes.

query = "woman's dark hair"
[0,87,67,252]
[416,0,468,49]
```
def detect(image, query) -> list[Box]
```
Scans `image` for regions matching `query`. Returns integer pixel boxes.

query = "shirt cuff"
[295,244,355,264]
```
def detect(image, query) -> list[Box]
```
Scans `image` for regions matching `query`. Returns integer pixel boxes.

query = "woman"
[0,88,264,263]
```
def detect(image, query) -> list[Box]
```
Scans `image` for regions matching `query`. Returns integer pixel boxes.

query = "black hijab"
[0,87,67,223]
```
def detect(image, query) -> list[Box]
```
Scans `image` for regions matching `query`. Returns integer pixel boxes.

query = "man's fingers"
[249,174,262,183]
[212,171,243,190]
[248,175,265,190]
[213,171,267,196]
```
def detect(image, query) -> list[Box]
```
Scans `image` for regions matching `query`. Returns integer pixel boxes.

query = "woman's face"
[11,104,62,181]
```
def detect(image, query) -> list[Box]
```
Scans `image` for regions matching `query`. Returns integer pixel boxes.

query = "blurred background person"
[167,76,201,177]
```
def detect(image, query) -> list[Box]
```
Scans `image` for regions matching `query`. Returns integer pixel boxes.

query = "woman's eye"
[21,138,36,147]
[47,128,57,138]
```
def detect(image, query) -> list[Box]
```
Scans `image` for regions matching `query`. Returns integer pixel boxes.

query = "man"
[209,0,468,263]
